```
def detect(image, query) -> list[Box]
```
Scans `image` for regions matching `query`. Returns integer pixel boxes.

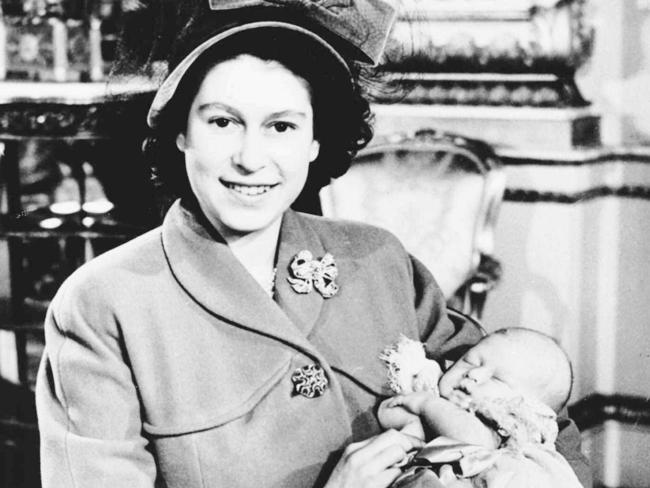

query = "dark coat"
[35,201,585,487]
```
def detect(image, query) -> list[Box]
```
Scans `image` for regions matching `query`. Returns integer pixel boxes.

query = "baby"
[378,327,577,488]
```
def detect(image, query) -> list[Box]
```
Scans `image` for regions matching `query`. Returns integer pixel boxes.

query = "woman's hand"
[438,465,473,487]
[324,429,424,488]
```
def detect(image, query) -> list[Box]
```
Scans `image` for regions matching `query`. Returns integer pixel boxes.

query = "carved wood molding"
[0,92,153,139]
[385,0,594,75]
[376,73,588,107]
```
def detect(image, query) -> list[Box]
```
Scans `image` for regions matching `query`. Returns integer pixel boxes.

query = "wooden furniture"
[0,80,155,488]
[321,129,506,318]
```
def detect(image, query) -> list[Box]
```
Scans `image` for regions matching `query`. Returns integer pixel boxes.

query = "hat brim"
[146,20,353,128]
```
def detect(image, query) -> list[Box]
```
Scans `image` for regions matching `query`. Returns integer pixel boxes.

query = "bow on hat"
[208,0,398,65]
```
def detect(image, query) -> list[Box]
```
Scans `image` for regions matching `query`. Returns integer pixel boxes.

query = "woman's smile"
[220,180,279,198]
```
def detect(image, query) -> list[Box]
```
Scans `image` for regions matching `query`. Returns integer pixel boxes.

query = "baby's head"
[438,327,573,413]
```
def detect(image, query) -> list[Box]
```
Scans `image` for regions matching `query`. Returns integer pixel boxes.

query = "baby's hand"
[377,396,427,440]
[442,388,473,411]
[388,391,439,415]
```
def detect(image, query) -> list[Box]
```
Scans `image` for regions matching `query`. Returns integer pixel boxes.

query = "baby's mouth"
[447,388,473,410]
[458,379,479,396]
[222,181,277,196]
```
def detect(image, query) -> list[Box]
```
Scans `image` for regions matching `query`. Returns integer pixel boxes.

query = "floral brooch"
[287,250,339,298]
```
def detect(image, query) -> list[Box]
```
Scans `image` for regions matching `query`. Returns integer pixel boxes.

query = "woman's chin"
[214,210,283,238]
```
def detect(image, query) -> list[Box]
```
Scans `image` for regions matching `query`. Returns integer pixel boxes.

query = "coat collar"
[160,200,326,359]
[161,200,389,396]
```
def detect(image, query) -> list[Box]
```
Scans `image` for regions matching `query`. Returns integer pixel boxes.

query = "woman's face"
[176,54,320,239]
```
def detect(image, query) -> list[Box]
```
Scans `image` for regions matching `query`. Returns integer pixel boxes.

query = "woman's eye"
[271,121,295,133]
[210,117,232,128]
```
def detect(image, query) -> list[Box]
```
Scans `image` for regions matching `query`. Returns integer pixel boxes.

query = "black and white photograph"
[0,0,648,487]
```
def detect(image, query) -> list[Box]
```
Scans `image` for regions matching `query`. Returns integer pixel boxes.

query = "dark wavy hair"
[143,21,374,212]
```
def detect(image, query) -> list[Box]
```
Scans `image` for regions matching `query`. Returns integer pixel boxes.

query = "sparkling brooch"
[287,250,339,298]
[291,364,329,398]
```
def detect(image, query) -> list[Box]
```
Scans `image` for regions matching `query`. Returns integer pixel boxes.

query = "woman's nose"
[233,131,268,173]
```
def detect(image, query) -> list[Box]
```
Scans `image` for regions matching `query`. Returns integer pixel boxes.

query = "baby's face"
[438,335,540,408]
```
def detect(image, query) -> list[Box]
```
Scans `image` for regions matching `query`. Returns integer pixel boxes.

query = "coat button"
[291,364,328,398]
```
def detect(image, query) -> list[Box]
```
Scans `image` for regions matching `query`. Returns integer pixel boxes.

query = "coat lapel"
[160,201,389,396]
[277,212,389,396]
[161,201,320,359]
[274,210,325,337]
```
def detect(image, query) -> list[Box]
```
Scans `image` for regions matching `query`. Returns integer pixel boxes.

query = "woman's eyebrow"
[267,110,308,120]
[197,102,242,118]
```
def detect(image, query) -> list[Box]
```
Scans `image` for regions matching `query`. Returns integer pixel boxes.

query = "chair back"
[320,129,506,317]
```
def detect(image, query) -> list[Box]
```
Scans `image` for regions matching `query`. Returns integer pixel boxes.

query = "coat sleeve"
[35,279,157,488]
[556,414,593,488]
[408,254,483,361]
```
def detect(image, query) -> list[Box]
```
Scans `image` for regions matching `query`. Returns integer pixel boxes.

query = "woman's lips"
[221,180,278,196]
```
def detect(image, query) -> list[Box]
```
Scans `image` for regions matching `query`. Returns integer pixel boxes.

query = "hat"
[146,0,398,128]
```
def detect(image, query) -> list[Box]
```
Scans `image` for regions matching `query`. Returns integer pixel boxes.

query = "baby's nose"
[460,366,491,390]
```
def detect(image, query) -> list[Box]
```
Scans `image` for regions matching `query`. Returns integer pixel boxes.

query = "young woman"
[36,2,590,487]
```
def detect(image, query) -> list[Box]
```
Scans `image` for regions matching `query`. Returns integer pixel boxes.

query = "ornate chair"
[320,129,506,318]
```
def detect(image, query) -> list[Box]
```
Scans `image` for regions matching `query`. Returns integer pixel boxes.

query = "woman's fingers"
[326,430,424,488]
[378,429,424,456]
[364,443,408,472]
[346,429,423,464]
[371,467,403,488]
[341,437,373,456]
[438,464,457,484]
